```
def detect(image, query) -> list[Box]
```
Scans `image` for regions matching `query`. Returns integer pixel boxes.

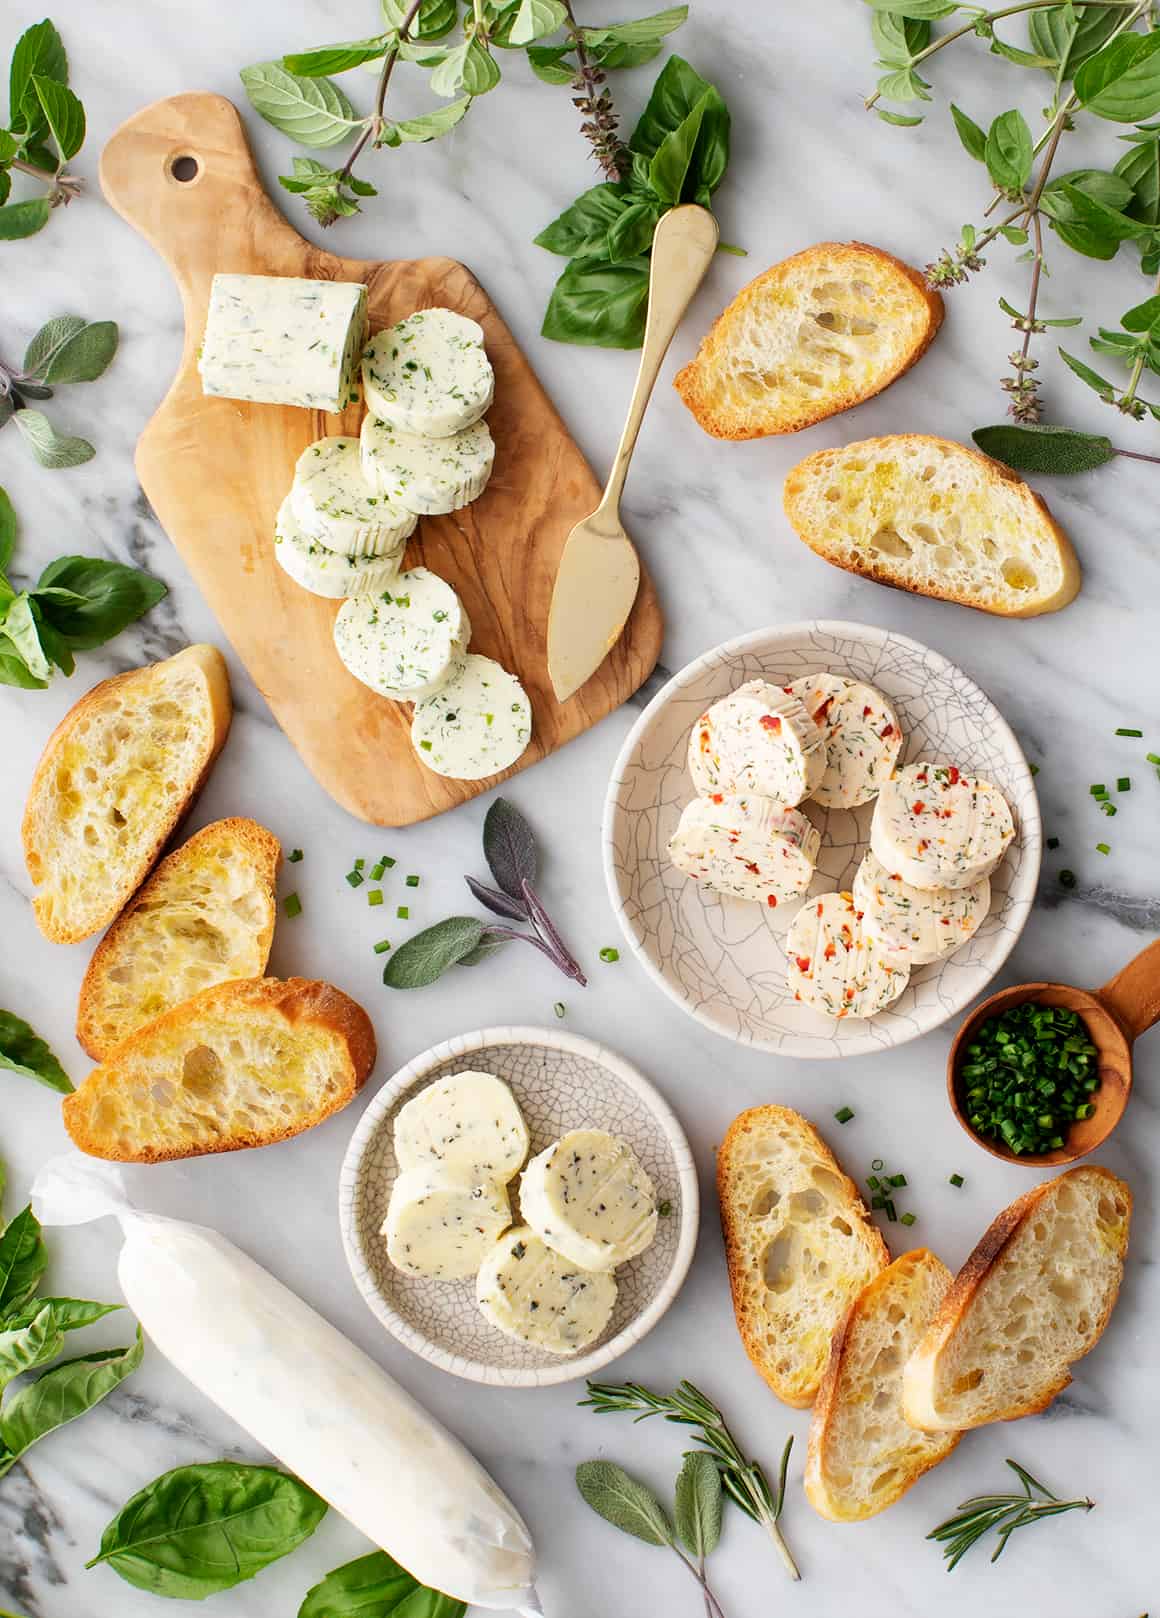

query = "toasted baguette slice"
[674,242,942,439]
[718,1106,888,1407]
[76,818,281,1059]
[902,1165,1131,1432]
[805,1249,960,1521]
[23,644,232,943]
[63,977,376,1162]
[783,434,1081,617]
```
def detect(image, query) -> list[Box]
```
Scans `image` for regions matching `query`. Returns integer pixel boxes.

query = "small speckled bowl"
[339,1026,699,1386]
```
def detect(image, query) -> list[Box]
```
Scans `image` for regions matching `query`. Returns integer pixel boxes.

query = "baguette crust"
[783,434,1082,618]
[675,242,943,439]
[902,1166,1131,1431]
[76,817,282,1058]
[718,1105,888,1408]
[23,644,232,943]
[63,977,377,1163]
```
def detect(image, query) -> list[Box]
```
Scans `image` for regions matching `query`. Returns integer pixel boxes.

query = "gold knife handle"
[596,204,720,524]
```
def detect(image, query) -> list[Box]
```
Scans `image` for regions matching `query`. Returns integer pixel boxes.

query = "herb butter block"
[274,495,403,600]
[519,1129,658,1272]
[199,274,366,412]
[393,1071,529,1183]
[688,681,825,806]
[362,309,494,438]
[853,850,989,967]
[411,654,532,780]
[787,891,910,1019]
[870,762,1015,891]
[668,795,820,908]
[476,1227,617,1355]
[290,436,417,557]
[384,1167,511,1281]
[787,673,903,809]
[361,416,495,516]
[335,569,470,702]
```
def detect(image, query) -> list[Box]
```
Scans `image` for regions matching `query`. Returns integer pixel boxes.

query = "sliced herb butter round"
[786,891,910,1019]
[787,672,903,808]
[290,435,417,557]
[362,308,494,439]
[384,1167,511,1281]
[360,416,495,516]
[870,762,1015,891]
[519,1130,658,1272]
[273,495,403,600]
[410,653,531,780]
[853,849,989,967]
[334,569,470,702]
[394,1071,529,1183]
[476,1226,617,1355]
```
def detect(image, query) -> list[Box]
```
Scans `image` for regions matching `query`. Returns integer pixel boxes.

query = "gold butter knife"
[547,203,720,703]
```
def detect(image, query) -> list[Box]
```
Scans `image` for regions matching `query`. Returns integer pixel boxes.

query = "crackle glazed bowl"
[602,619,1041,1059]
[339,1025,699,1386]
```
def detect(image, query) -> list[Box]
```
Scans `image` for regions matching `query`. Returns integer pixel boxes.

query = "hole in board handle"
[170,154,199,183]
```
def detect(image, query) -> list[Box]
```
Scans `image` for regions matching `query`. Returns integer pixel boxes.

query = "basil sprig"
[0,19,86,240]
[298,1549,466,1618]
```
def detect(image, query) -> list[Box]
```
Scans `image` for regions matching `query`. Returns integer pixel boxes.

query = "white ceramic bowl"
[603,620,1041,1058]
[339,1025,699,1386]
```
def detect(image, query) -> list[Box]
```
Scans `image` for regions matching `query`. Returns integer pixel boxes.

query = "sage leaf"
[985,109,1033,192]
[534,182,630,257]
[972,422,1117,473]
[0,487,15,573]
[240,63,361,148]
[12,411,94,468]
[457,933,510,965]
[31,75,84,161]
[385,98,470,145]
[0,595,49,681]
[483,799,539,899]
[8,19,67,137]
[2,1296,119,1333]
[0,1329,143,1475]
[576,1459,674,1546]
[23,314,84,374]
[0,1208,49,1325]
[90,1461,327,1598]
[0,1306,65,1391]
[465,873,528,921]
[1076,32,1160,122]
[381,916,485,988]
[0,199,53,240]
[542,256,651,347]
[298,1549,466,1618]
[0,1010,72,1094]
[284,37,390,77]
[33,555,167,648]
[27,318,117,384]
[674,1451,723,1558]
[950,102,986,162]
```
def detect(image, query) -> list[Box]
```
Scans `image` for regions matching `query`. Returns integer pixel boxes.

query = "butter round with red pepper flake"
[687,681,825,806]
[786,891,910,1019]
[787,673,903,808]
[870,761,1015,892]
[853,849,990,966]
[668,794,821,906]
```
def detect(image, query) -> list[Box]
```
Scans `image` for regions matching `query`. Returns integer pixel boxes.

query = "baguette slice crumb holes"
[718,1105,888,1407]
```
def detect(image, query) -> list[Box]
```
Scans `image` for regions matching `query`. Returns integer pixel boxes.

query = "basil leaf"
[0,199,53,240]
[31,75,84,162]
[240,63,361,148]
[583,6,688,47]
[0,1208,48,1321]
[541,256,651,348]
[1,595,50,682]
[648,92,708,204]
[0,1329,143,1477]
[11,410,94,468]
[871,11,930,65]
[0,1010,72,1094]
[483,798,538,898]
[972,422,1118,474]
[429,38,501,96]
[2,1296,120,1333]
[33,555,167,648]
[1076,32,1160,122]
[628,58,729,202]
[673,1451,723,1558]
[527,43,575,83]
[0,487,16,574]
[465,874,529,921]
[862,0,957,14]
[534,182,630,257]
[90,1461,326,1598]
[283,37,390,76]
[1028,3,1122,83]
[950,102,987,162]
[26,319,118,384]
[1058,346,1118,399]
[985,108,1033,192]
[502,0,568,48]
[8,19,66,138]
[29,603,74,676]
[0,1306,65,1392]
[381,0,458,40]
[1116,127,1160,225]
[0,636,47,689]
[876,107,924,126]
[1042,178,1146,257]
[605,196,658,259]
[382,917,486,988]
[298,1549,466,1618]
[1122,292,1160,330]
[386,98,470,145]
[575,1459,674,1546]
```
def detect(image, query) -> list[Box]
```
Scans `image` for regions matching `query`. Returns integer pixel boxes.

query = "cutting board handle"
[100,93,310,310]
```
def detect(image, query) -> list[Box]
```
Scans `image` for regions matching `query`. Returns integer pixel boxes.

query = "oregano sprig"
[0,19,85,240]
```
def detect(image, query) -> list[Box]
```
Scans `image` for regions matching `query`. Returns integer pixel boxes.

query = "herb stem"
[670,1545,728,1618]
[521,879,588,985]
[336,0,425,189]
[561,0,629,178]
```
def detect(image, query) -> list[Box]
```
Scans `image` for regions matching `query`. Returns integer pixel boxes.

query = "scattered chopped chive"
[405,875,420,888]
[1096,842,1111,855]
[1029,762,1039,776]
[283,892,302,919]
[345,870,364,888]
[1117,777,1131,792]
[1116,727,1143,737]
[888,1172,907,1188]
[658,1199,672,1217]
[1100,802,1117,816]
[900,1211,917,1227]
[368,889,383,907]
[1090,784,1108,799]
[370,860,387,881]
[354,858,365,870]
[599,947,620,963]
[1046,836,1060,850]
[867,1174,881,1190]
[1059,868,1077,888]
[554,1001,566,1019]
[871,1157,884,1172]
[381,855,397,869]
[834,1106,855,1124]
[1146,752,1160,766]
[288,848,303,863]
[871,1194,886,1210]
[884,1199,898,1222]
[397,905,410,919]
[373,939,391,954]
[949,1173,965,1188]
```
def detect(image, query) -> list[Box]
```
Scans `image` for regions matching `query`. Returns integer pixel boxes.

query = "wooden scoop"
[948,938,1160,1165]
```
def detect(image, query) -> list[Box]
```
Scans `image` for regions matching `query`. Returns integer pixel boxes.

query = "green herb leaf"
[985,109,1033,192]
[575,1459,675,1547]
[385,97,470,145]
[0,1329,144,1477]
[1115,126,1160,227]
[483,798,538,899]
[30,75,84,161]
[1059,347,1117,399]
[22,314,83,375]
[89,1461,326,1598]
[862,0,958,15]
[674,1451,723,1558]
[2,1296,119,1333]
[1028,4,1122,84]
[871,11,930,66]
[381,0,459,40]
[1121,291,1160,330]
[0,487,15,573]
[24,318,117,383]
[457,934,509,965]
[526,42,575,83]
[607,197,661,260]
[8,20,67,139]
[503,0,568,47]
[629,56,729,202]
[283,37,390,77]
[0,635,47,688]
[381,916,486,988]
[950,102,987,162]
[297,1549,467,1618]
[0,1306,64,1392]
[972,422,1117,474]
[0,1009,72,1093]
[11,410,94,468]
[0,594,49,681]
[0,1207,47,1320]
[534,182,630,257]
[33,555,167,648]
[583,6,688,47]
[877,107,924,125]
[0,198,53,240]
[240,63,361,148]
[647,91,711,204]
[1075,32,1160,123]
[542,256,651,347]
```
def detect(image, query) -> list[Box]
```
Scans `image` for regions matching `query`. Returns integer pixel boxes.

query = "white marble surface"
[1,3,1156,1615]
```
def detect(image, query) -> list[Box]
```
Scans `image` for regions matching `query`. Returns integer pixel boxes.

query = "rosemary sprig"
[928,1458,1094,1571]
[581,1378,800,1581]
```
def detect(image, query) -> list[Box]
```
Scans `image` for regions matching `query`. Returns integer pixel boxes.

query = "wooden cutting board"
[99,93,663,826]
